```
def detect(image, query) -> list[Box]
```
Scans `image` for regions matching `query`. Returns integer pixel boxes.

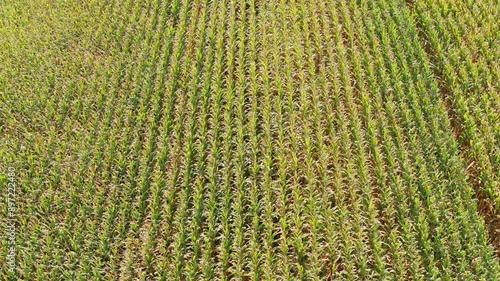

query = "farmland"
[1,0,499,279]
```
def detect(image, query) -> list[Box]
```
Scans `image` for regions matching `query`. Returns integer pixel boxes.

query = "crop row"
[408,0,500,214]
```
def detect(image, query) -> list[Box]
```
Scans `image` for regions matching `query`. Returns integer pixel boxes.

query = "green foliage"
[1,0,499,279]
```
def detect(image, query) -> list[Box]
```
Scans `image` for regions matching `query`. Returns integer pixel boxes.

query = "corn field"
[1,0,499,280]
